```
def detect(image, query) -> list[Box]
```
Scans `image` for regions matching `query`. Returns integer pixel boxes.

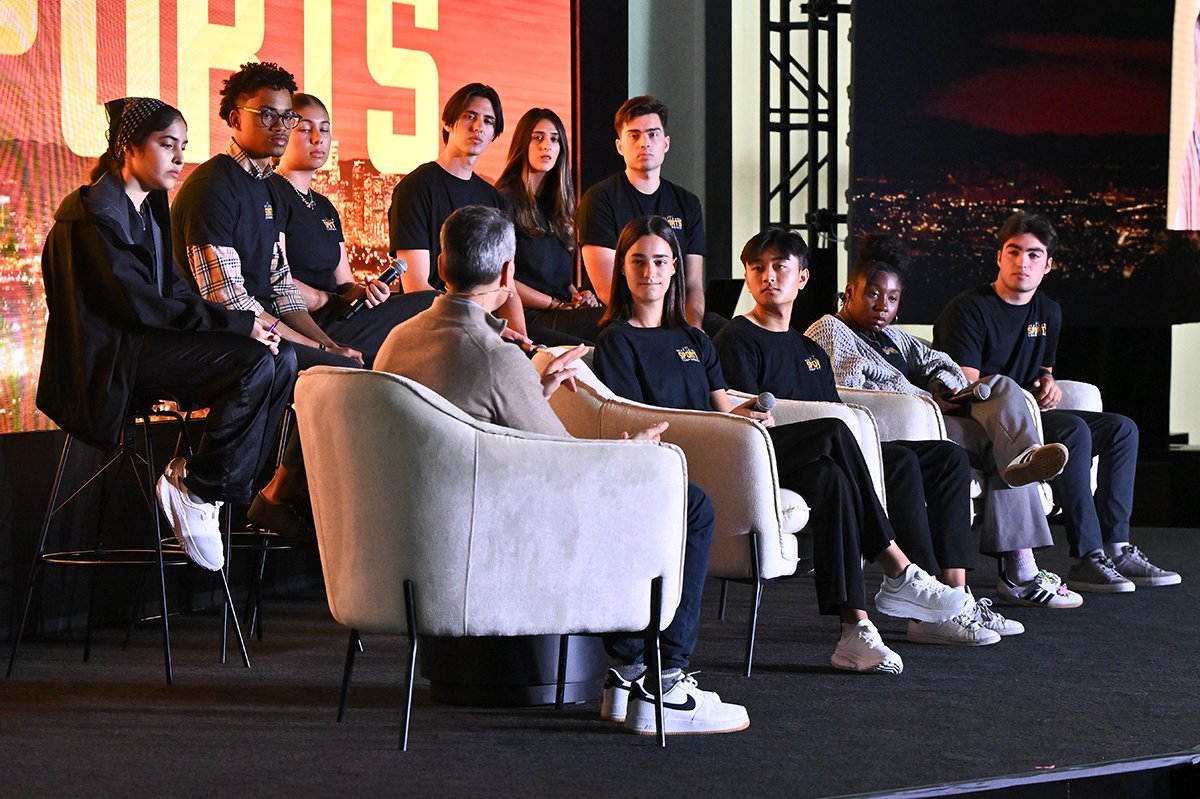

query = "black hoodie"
[37,170,253,448]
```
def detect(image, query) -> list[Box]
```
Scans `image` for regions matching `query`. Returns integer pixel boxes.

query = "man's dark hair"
[219,61,297,124]
[740,228,809,268]
[439,205,515,291]
[441,83,504,144]
[996,211,1058,257]
[848,232,910,286]
[614,95,669,136]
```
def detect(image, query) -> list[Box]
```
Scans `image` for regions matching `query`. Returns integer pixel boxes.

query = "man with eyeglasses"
[172,61,360,540]
[173,60,362,370]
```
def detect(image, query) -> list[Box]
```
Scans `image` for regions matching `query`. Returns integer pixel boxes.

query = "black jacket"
[37,170,253,448]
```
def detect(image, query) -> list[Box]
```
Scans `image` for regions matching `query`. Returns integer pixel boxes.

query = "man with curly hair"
[172,61,355,537]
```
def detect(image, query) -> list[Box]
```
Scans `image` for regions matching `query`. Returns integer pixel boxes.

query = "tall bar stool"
[6,399,251,684]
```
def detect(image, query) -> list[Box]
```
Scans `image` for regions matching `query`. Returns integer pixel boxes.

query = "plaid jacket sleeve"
[187,244,264,316]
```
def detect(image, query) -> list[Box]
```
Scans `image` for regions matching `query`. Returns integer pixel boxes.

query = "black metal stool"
[7,401,251,684]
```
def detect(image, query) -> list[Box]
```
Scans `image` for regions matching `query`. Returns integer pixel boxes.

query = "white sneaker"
[600,668,638,722]
[155,457,224,571]
[906,611,1000,646]
[971,595,1025,636]
[874,564,973,622]
[832,619,903,674]
[1003,443,1069,487]
[623,672,749,735]
[997,566,1083,609]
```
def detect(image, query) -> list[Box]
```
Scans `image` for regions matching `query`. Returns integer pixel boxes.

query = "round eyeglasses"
[236,106,302,130]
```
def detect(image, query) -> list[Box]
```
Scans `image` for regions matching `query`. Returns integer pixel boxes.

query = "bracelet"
[548,298,561,311]
[318,343,327,351]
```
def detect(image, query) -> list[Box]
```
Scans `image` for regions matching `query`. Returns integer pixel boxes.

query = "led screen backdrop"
[851,1,1200,326]
[0,0,571,433]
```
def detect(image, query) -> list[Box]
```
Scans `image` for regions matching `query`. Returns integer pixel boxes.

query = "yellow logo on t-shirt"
[322,218,337,231]
[676,347,700,364]
[1026,322,1048,337]
[263,203,274,220]
[805,357,822,371]
[881,345,899,356]
[665,215,683,230]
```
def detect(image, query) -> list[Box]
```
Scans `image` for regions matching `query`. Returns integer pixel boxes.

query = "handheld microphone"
[753,392,776,412]
[945,381,991,403]
[341,259,405,320]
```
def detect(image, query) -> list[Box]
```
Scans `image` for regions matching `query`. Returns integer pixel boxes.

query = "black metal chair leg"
[400,580,418,751]
[555,634,570,710]
[123,569,150,650]
[7,435,75,679]
[743,536,763,678]
[216,567,251,668]
[646,576,665,748]
[221,509,233,664]
[140,413,174,685]
[336,628,360,722]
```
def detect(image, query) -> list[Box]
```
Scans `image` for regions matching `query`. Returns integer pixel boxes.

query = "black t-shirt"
[387,161,503,291]
[500,188,574,300]
[712,315,840,403]
[577,172,706,259]
[593,321,725,411]
[271,174,343,293]
[933,284,1060,388]
[172,154,280,303]
[861,328,913,380]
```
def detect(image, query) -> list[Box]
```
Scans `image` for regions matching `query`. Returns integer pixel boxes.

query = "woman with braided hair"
[37,97,295,571]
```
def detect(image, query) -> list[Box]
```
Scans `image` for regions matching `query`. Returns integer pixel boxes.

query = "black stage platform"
[1,525,1197,798]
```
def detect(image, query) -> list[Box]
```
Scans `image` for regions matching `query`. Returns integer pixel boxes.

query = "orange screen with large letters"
[0,0,571,433]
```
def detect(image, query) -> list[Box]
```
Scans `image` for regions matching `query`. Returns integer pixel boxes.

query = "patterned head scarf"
[104,97,168,161]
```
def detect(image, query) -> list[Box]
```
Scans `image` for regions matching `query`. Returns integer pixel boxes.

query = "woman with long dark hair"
[37,97,294,571]
[496,108,603,342]
[593,216,972,674]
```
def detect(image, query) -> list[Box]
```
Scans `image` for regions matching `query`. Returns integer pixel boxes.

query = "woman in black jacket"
[37,97,294,570]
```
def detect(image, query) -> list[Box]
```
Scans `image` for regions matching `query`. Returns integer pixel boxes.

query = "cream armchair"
[294,367,691,748]
[532,349,887,676]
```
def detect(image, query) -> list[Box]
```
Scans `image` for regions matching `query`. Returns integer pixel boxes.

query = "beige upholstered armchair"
[532,349,887,676]
[294,367,691,748]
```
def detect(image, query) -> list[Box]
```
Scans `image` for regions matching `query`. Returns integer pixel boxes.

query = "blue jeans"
[1041,409,1138,558]
[605,483,714,671]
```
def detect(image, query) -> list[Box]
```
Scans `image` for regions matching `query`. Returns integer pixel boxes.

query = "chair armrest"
[836,387,948,442]
[1057,380,1102,412]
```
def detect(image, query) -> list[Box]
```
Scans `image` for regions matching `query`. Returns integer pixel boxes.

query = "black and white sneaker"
[997,564,1082,608]
[600,668,638,722]
[623,673,749,735]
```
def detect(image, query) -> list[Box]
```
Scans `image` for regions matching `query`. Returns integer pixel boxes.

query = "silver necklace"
[279,172,315,210]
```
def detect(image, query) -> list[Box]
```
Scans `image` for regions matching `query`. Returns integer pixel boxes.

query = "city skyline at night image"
[851,0,1200,326]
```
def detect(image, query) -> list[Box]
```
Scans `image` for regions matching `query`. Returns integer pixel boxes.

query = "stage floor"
[2,526,1198,797]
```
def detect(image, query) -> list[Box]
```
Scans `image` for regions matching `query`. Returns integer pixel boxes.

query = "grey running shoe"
[1002,443,1069,487]
[1110,545,1181,587]
[1066,552,1136,593]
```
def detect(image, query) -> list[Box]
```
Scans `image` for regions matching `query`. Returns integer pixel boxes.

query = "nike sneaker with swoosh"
[623,672,749,735]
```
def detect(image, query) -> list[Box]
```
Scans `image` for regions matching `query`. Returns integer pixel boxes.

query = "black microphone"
[753,392,776,412]
[945,381,991,403]
[341,259,405,320]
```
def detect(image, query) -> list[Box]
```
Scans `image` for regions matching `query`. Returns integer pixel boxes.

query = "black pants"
[881,440,974,574]
[768,418,895,615]
[523,306,605,345]
[605,483,714,670]
[133,330,295,505]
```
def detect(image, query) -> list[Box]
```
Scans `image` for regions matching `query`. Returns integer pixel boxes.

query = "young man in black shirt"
[934,212,1180,592]
[387,83,529,340]
[715,228,1021,646]
[577,95,707,329]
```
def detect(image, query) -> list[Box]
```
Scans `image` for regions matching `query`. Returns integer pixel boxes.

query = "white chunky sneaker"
[831,619,904,674]
[1110,545,1181,587]
[155,457,224,571]
[874,564,973,622]
[600,668,638,722]
[623,672,749,735]
[1002,443,1069,487]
